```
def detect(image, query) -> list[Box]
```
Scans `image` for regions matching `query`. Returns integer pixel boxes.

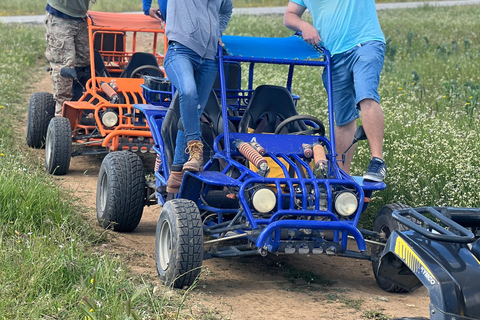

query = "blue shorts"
[322,40,385,126]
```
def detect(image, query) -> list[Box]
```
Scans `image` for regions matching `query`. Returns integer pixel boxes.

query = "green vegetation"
[282,264,333,286]
[1,3,480,319]
[325,293,364,310]
[0,22,202,320]
[362,310,390,320]
[0,0,460,16]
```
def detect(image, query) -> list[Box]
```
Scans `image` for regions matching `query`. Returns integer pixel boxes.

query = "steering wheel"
[129,65,164,78]
[274,115,325,136]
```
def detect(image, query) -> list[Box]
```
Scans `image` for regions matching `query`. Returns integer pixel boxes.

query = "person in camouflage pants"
[44,0,91,117]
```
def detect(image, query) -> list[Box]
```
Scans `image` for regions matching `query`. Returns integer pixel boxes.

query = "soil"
[27,71,431,320]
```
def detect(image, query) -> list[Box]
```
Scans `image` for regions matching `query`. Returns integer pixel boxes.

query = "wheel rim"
[379,224,392,238]
[45,127,52,164]
[158,220,172,271]
[373,223,392,258]
[99,172,108,213]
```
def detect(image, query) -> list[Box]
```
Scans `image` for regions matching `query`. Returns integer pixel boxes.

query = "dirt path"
[29,72,431,320]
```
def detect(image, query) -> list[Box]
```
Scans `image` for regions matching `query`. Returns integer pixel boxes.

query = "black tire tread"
[156,199,203,289]
[45,117,72,175]
[96,151,145,232]
[372,203,411,293]
[26,92,55,148]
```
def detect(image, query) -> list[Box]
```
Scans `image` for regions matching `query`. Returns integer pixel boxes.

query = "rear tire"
[26,92,55,148]
[96,151,146,232]
[371,203,411,293]
[156,199,203,289]
[45,117,72,175]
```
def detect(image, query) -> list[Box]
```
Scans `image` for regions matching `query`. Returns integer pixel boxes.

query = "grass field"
[1,4,480,319]
[0,23,204,320]
[0,0,462,16]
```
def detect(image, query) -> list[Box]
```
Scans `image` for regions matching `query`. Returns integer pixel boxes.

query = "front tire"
[156,199,203,289]
[26,92,55,148]
[371,203,411,293]
[45,117,72,175]
[96,151,146,232]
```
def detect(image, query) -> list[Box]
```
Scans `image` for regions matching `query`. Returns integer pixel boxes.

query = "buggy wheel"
[45,117,72,175]
[371,203,411,293]
[26,92,55,148]
[156,199,203,289]
[96,151,145,232]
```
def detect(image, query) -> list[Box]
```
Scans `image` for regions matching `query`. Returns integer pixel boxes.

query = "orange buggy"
[26,11,167,175]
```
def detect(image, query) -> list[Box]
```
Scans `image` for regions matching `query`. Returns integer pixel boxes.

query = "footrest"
[352,176,386,191]
[185,171,241,187]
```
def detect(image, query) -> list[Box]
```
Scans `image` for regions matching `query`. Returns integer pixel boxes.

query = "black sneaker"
[363,157,387,182]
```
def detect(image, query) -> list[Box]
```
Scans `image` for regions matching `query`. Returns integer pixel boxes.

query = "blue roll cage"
[137,35,386,255]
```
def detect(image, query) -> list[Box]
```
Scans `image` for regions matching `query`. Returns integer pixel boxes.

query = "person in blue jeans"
[151,0,233,193]
[284,0,387,182]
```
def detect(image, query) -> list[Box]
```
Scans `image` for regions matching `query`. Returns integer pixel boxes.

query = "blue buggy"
[96,35,480,319]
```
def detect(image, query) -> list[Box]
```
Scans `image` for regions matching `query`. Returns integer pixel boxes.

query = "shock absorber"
[249,137,266,156]
[302,143,313,158]
[313,142,327,178]
[100,81,119,104]
[235,140,269,176]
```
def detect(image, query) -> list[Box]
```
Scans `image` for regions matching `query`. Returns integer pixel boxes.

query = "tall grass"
[0,23,205,320]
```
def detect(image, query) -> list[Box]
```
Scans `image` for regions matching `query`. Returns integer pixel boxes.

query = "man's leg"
[359,98,384,160]
[74,19,90,67]
[335,119,357,174]
[45,14,77,116]
[322,53,358,175]
[351,41,386,181]
[360,98,387,182]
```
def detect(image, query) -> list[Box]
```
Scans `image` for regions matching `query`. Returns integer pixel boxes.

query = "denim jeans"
[164,41,218,166]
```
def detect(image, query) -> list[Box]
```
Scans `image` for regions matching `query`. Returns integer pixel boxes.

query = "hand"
[218,38,224,47]
[300,22,321,46]
[149,7,164,25]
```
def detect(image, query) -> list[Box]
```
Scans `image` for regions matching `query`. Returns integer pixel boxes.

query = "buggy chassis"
[104,35,480,319]
[27,11,167,175]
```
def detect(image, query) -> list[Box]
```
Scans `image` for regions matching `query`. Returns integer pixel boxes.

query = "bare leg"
[359,98,384,159]
[335,119,357,174]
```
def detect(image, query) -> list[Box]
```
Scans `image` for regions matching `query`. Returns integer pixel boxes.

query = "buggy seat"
[238,84,308,134]
[119,52,164,78]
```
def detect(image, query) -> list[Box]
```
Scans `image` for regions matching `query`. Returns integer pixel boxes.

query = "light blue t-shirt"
[290,0,385,55]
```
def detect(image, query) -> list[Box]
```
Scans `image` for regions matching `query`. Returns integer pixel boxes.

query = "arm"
[283,1,321,46]
[143,0,163,22]
[143,0,152,15]
[218,0,233,35]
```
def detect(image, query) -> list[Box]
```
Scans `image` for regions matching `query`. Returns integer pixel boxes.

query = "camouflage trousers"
[45,13,90,116]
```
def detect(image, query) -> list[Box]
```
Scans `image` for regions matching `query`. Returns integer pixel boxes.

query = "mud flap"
[377,229,480,320]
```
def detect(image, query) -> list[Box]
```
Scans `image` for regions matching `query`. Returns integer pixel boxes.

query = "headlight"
[252,188,276,213]
[334,191,358,217]
[101,111,118,127]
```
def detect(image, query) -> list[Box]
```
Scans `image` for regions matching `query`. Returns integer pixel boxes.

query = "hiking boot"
[183,140,204,172]
[363,157,387,182]
[166,169,184,193]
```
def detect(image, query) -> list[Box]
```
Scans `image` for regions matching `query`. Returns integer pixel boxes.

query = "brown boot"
[183,140,204,172]
[166,170,185,193]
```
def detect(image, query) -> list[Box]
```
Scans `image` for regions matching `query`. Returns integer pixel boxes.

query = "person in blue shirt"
[142,0,166,23]
[284,0,387,182]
